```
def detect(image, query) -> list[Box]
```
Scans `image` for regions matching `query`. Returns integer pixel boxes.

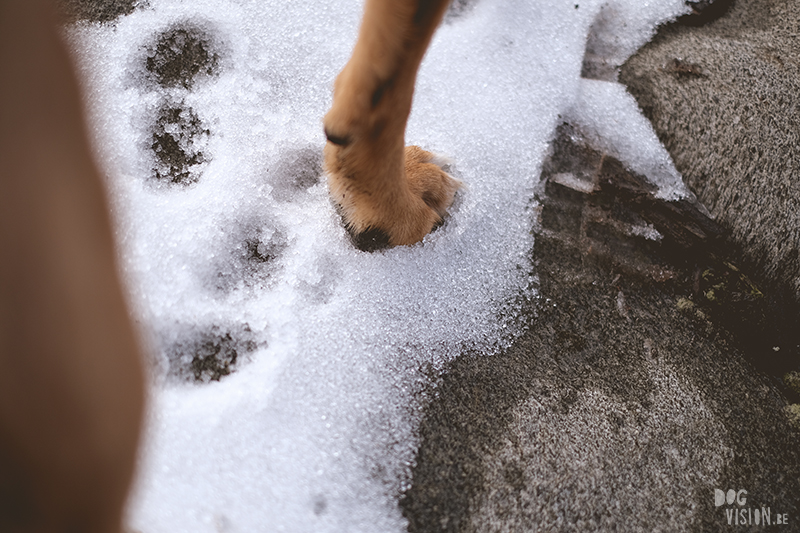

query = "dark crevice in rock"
[542,124,800,399]
[619,0,800,391]
[678,0,736,26]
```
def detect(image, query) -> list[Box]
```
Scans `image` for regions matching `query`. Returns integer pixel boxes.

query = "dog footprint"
[269,145,324,202]
[150,102,210,185]
[144,23,220,90]
[159,323,260,383]
[141,22,221,185]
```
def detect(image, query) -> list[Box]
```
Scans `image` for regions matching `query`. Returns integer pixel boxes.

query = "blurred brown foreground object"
[0,2,145,532]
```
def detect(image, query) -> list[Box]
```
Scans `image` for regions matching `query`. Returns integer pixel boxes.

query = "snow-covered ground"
[66,0,690,531]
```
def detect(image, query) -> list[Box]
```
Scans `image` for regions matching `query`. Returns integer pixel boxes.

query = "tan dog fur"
[0,2,145,532]
[324,0,460,248]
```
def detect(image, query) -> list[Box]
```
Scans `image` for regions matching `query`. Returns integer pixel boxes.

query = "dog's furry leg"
[0,2,145,532]
[324,0,459,250]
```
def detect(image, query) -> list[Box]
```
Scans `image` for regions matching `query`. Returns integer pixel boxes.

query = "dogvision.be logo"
[715,489,790,527]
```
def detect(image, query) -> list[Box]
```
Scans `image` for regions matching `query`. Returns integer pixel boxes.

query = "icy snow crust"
[67,0,688,531]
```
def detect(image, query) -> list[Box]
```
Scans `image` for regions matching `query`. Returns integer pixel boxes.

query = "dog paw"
[404,145,460,224]
[326,144,461,251]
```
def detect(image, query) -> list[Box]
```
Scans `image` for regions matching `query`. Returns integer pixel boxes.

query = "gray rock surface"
[618,0,800,396]
[402,3,800,529]
[401,124,800,532]
[620,0,800,308]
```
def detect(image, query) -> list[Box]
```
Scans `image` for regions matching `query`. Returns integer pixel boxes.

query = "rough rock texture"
[620,0,800,310]
[401,124,800,532]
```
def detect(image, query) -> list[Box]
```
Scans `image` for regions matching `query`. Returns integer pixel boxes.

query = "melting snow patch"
[65,0,689,531]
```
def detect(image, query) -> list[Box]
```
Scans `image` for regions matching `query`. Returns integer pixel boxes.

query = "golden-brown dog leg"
[324,0,460,250]
[0,2,145,532]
